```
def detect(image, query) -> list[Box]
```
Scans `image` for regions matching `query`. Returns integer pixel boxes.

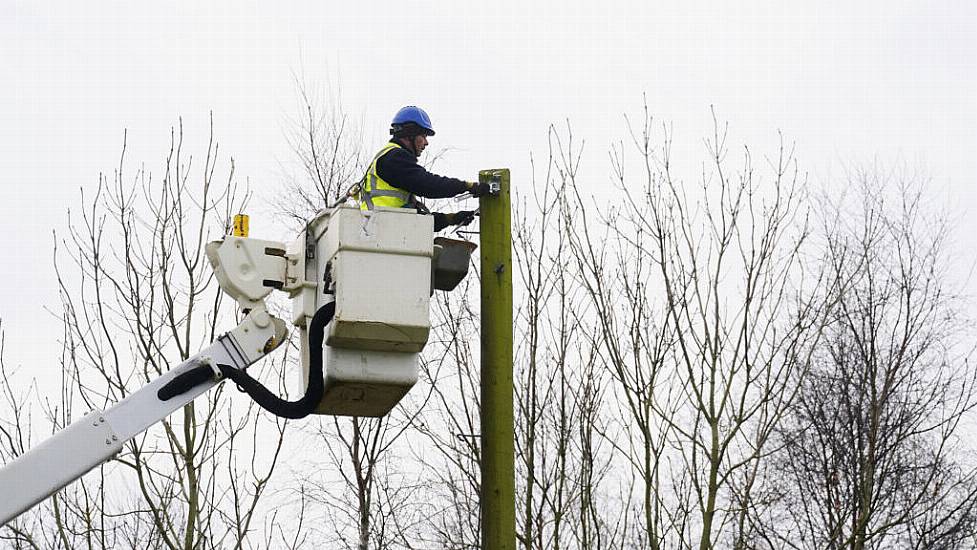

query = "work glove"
[433,211,477,232]
[466,181,494,197]
[453,210,477,227]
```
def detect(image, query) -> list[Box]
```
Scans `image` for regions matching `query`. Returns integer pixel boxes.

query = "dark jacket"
[375,140,468,199]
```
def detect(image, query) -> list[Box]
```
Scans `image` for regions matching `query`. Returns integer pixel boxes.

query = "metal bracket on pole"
[486,175,502,196]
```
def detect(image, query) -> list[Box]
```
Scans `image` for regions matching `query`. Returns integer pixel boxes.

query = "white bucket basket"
[296,205,433,417]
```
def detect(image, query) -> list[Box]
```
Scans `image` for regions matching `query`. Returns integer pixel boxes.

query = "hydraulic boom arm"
[0,307,287,526]
[0,205,448,526]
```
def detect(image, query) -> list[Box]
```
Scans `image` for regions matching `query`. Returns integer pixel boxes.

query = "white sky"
[1,1,975,377]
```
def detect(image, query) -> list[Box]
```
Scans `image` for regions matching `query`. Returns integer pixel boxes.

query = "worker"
[359,106,490,231]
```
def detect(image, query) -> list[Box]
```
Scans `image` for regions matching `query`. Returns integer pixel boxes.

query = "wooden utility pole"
[478,168,515,550]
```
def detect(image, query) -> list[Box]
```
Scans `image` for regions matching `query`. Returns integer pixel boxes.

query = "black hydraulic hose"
[157,364,214,401]
[158,302,335,420]
[219,302,333,419]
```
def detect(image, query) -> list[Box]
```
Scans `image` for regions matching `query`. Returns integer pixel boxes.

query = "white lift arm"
[0,205,449,526]
[0,239,289,526]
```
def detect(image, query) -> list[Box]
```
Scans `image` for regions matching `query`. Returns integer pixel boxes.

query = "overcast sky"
[1,1,974,378]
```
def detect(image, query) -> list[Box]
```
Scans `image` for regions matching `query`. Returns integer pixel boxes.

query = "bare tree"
[278,71,365,225]
[755,165,977,550]
[563,105,826,550]
[409,282,483,549]
[514,128,620,550]
[0,117,297,549]
[405,108,823,550]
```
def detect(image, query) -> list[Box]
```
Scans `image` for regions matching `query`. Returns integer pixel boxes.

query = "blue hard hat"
[391,106,435,136]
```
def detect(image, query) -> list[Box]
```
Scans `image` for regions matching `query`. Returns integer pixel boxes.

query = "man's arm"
[376,147,469,199]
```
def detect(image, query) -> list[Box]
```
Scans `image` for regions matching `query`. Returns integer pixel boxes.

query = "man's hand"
[453,210,476,227]
[433,210,477,231]
[466,181,493,197]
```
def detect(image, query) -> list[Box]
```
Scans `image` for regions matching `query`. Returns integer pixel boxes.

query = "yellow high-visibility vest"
[358,142,413,210]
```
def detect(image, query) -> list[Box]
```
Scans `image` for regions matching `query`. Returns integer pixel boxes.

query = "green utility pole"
[478,168,515,550]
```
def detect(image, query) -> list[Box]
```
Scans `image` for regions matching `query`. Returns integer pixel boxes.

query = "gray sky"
[1,1,974,377]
